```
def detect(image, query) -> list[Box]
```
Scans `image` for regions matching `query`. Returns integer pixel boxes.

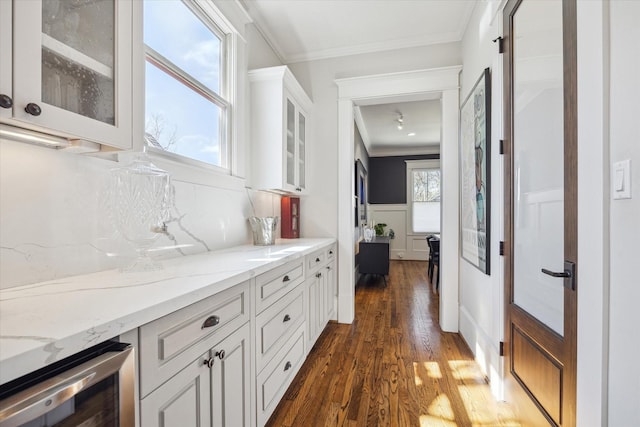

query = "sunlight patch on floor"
[448,360,483,380]
[427,394,455,421]
[420,414,458,426]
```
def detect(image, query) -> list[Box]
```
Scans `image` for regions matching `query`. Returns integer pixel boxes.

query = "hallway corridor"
[266,260,519,426]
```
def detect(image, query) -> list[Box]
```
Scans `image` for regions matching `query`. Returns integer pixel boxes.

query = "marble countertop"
[0,238,335,385]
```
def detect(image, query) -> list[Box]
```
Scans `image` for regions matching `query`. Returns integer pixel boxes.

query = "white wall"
[607,1,640,424]
[459,0,505,398]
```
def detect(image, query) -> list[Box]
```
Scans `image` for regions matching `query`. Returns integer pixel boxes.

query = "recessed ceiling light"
[407,132,416,136]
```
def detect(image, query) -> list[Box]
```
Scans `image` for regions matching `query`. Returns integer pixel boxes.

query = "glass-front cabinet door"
[297,110,306,191]
[7,0,133,149]
[283,94,307,193]
[286,98,296,188]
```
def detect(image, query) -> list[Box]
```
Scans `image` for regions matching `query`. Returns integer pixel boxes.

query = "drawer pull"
[284,361,292,371]
[202,315,220,329]
[329,250,333,255]
[282,275,290,283]
[315,257,320,263]
[316,272,322,278]
[283,314,291,322]
[204,357,215,368]
[215,350,225,360]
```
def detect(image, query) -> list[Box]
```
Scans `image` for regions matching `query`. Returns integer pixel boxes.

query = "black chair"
[426,236,440,291]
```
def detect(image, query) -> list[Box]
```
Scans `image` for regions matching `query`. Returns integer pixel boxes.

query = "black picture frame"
[355,159,367,227]
[460,68,491,275]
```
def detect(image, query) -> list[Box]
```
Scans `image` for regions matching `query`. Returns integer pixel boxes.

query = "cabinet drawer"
[256,323,306,426]
[255,259,304,313]
[139,281,250,397]
[255,288,304,372]
[306,249,325,275]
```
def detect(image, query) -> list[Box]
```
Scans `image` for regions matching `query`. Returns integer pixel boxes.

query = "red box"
[281,196,300,238]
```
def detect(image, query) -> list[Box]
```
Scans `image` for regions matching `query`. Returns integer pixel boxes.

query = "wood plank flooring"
[265,260,520,427]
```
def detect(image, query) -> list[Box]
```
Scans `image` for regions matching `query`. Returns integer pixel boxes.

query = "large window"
[143,0,229,169]
[407,160,441,233]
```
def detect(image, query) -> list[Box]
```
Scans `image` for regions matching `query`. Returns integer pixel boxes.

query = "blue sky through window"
[144,0,224,167]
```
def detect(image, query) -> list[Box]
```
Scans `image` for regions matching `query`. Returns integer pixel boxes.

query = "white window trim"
[406,159,441,235]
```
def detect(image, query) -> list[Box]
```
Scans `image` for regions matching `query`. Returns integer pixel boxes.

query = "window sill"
[117,149,246,192]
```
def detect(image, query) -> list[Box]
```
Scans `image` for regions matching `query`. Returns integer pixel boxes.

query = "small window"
[407,160,441,233]
[143,0,229,168]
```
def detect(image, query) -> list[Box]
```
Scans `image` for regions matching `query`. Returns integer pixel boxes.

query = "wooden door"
[503,0,577,425]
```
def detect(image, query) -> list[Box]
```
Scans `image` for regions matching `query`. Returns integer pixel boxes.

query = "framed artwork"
[355,159,367,227]
[460,68,491,274]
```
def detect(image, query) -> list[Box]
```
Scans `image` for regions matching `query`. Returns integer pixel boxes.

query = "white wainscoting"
[368,204,429,261]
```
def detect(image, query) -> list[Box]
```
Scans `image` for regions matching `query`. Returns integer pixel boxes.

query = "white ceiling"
[357,98,442,155]
[242,0,476,155]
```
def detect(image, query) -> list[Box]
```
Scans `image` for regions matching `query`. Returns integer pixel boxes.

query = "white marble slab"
[0,238,334,385]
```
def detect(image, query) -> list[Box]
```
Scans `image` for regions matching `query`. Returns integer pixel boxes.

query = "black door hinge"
[499,341,505,356]
[493,36,504,53]
[499,139,504,155]
[499,241,505,256]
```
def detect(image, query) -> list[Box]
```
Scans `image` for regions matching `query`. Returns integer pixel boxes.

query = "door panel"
[503,0,577,425]
[511,0,565,336]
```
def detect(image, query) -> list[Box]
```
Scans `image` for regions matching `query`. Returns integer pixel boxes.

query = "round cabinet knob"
[215,350,225,360]
[0,94,13,109]
[283,314,291,322]
[284,361,292,371]
[204,357,215,368]
[25,103,42,116]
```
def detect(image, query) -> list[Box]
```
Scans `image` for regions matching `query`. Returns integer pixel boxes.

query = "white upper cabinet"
[249,66,312,194]
[0,0,134,150]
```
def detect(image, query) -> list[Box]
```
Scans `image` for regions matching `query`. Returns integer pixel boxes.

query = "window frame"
[406,159,441,235]
[142,0,232,173]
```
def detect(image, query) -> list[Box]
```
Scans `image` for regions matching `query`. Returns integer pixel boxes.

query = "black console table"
[359,236,390,285]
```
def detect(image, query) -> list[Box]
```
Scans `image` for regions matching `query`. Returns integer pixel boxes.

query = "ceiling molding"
[284,31,463,64]
[369,144,440,158]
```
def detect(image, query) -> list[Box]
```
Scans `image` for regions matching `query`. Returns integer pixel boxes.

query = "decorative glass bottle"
[110,150,172,271]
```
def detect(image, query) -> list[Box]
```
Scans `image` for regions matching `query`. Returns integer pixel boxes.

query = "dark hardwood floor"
[265,260,519,427]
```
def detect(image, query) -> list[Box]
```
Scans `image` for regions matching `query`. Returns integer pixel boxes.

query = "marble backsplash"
[0,138,280,289]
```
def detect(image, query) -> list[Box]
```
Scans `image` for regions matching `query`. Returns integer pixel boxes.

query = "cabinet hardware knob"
[296,187,301,192]
[326,266,331,270]
[215,350,225,360]
[0,94,12,109]
[202,315,220,329]
[329,250,333,255]
[284,361,292,371]
[316,272,322,278]
[204,357,215,368]
[283,314,291,322]
[315,257,320,263]
[25,103,42,116]
[282,275,290,282]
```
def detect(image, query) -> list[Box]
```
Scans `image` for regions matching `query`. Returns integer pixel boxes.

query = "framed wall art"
[460,68,491,274]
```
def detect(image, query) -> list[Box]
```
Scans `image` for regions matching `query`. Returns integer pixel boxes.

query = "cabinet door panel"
[10,0,132,149]
[141,353,211,427]
[211,323,251,427]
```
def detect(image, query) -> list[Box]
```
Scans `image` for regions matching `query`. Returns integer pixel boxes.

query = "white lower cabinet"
[256,324,306,426]
[141,323,251,427]
[137,242,337,427]
[305,245,337,351]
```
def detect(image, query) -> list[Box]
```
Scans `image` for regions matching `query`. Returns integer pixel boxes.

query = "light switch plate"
[612,159,631,200]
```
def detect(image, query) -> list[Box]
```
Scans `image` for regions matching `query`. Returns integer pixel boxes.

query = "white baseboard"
[459,305,504,400]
